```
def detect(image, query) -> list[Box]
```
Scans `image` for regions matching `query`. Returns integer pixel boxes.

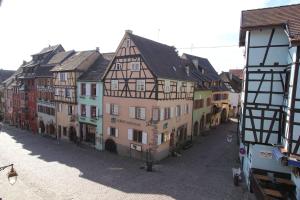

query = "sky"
[0,0,299,73]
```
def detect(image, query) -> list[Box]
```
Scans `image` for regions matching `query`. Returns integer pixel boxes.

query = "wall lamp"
[0,164,18,185]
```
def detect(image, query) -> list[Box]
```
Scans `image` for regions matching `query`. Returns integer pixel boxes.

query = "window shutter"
[106,103,110,114]
[86,105,91,118]
[69,89,73,98]
[142,132,147,144]
[160,108,164,121]
[152,108,159,121]
[129,107,135,118]
[181,105,184,115]
[86,83,91,96]
[175,106,178,117]
[170,107,174,118]
[128,129,133,140]
[65,73,68,80]
[107,127,110,135]
[116,128,119,137]
[157,133,162,145]
[96,83,100,97]
[141,108,146,120]
[77,104,81,116]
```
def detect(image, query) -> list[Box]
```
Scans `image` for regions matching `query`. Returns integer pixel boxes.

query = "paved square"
[0,122,253,200]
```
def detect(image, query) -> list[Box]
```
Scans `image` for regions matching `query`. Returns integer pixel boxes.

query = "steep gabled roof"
[219,72,242,93]
[47,50,75,65]
[32,44,63,56]
[51,50,97,72]
[239,4,300,46]
[78,53,113,82]
[128,33,193,81]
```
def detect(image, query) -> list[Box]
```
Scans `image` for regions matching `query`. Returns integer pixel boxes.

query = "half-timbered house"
[16,45,64,133]
[181,54,213,136]
[182,54,229,128]
[239,4,300,198]
[220,71,242,117]
[103,31,194,161]
[51,50,100,142]
[35,50,75,137]
[77,53,113,150]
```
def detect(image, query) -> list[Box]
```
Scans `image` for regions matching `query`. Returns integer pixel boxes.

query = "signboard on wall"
[259,151,273,159]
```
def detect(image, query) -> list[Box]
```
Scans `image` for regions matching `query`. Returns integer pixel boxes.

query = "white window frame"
[111,104,119,115]
[131,62,140,71]
[59,72,66,81]
[136,80,145,91]
[65,88,71,97]
[136,107,146,120]
[111,80,118,90]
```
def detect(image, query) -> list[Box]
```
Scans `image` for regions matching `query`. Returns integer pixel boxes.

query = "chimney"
[125,30,133,34]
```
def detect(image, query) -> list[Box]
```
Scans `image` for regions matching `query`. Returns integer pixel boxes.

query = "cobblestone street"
[0,122,253,200]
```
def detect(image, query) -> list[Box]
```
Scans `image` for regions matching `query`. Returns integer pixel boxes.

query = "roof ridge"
[129,33,176,50]
[243,3,300,12]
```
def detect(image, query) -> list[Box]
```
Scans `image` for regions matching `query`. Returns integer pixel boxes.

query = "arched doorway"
[39,120,45,133]
[49,124,55,135]
[221,108,227,123]
[193,121,199,136]
[105,139,117,153]
[69,126,76,142]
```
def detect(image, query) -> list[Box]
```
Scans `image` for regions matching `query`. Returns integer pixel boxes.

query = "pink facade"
[103,97,193,160]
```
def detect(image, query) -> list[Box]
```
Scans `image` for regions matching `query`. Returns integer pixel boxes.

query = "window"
[129,107,146,120]
[164,80,170,93]
[110,127,117,137]
[157,132,168,145]
[59,73,66,81]
[81,83,86,96]
[222,93,228,100]
[65,88,70,97]
[194,99,204,109]
[136,80,145,91]
[136,107,146,120]
[111,80,118,90]
[81,105,86,116]
[55,88,59,96]
[176,105,181,117]
[91,84,96,96]
[164,107,171,120]
[91,106,97,118]
[131,62,140,71]
[133,130,143,143]
[111,104,119,115]
[207,98,211,106]
[152,108,159,121]
[68,105,73,115]
[115,63,122,70]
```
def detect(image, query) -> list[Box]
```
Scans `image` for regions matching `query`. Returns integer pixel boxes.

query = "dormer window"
[131,62,140,71]
[192,59,198,69]
[185,66,190,76]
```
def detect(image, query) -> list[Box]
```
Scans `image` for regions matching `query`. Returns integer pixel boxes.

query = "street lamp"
[0,164,18,185]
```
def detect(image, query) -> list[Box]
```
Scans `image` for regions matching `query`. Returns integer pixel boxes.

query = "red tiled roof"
[239,4,300,46]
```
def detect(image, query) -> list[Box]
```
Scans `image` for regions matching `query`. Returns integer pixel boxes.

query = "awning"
[288,159,300,168]
[272,147,285,161]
